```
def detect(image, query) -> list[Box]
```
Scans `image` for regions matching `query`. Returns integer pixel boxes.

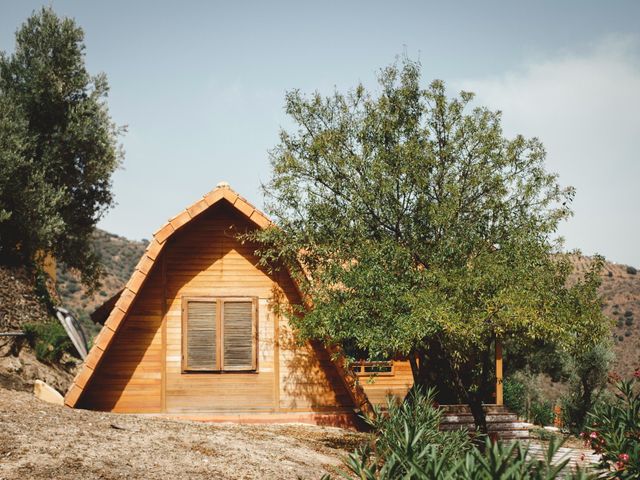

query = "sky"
[1,1,639,266]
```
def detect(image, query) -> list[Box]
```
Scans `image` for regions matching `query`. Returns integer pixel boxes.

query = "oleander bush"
[584,371,640,479]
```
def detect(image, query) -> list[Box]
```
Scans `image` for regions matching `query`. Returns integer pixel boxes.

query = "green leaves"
[0,7,122,289]
[255,57,608,406]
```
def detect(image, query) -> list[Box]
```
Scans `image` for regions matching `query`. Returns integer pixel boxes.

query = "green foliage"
[365,388,472,469]
[254,57,609,426]
[530,400,554,427]
[328,427,592,479]
[585,373,640,478]
[626,266,637,275]
[0,7,122,289]
[561,342,614,433]
[503,377,527,418]
[23,321,76,363]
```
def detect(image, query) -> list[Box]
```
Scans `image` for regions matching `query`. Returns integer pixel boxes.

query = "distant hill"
[56,229,148,336]
[569,255,640,378]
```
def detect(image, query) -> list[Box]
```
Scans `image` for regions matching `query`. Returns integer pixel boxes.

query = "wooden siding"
[79,200,353,415]
[77,263,164,413]
[358,360,414,407]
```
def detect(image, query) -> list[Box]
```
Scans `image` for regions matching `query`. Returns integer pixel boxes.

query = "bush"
[624,310,634,318]
[503,377,526,418]
[586,372,640,478]
[625,317,634,326]
[23,321,75,363]
[530,400,554,426]
[329,426,591,479]
[365,388,472,470]
[627,266,637,275]
[561,342,614,433]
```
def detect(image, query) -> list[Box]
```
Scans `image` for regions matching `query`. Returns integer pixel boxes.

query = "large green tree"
[0,7,122,288]
[254,59,608,430]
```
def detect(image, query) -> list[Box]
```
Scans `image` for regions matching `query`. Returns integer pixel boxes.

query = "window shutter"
[222,300,255,370]
[185,300,218,370]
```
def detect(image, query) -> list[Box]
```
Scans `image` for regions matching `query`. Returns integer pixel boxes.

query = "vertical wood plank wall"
[78,264,163,412]
[358,361,414,407]
[79,201,353,415]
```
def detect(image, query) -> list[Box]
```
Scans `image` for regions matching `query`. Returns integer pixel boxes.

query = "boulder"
[33,379,64,406]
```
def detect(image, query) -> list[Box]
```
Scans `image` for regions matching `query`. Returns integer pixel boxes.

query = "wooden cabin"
[64,183,416,426]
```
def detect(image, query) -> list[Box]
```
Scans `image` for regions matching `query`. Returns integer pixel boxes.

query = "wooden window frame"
[353,360,395,377]
[181,296,258,373]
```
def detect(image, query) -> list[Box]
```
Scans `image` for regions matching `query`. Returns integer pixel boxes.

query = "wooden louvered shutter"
[222,300,256,370]
[184,300,218,371]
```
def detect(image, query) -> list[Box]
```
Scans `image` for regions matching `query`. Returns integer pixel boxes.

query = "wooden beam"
[495,340,503,406]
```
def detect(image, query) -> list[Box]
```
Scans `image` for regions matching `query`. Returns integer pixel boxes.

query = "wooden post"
[495,340,503,406]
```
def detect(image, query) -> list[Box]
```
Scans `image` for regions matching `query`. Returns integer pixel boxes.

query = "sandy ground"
[0,388,366,480]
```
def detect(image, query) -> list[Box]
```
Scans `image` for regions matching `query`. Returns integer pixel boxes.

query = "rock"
[33,379,64,406]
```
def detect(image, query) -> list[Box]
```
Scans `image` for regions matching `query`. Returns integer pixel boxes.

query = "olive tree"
[0,7,122,289]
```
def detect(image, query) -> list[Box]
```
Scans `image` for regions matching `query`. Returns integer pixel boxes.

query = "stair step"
[442,414,518,423]
[441,422,531,432]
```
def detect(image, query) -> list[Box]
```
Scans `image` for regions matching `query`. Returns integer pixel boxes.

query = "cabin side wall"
[78,263,163,412]
[358,361,414,407]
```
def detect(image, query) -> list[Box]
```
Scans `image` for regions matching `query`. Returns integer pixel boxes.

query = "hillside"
[569,256,640,377]
[56,229,147,336]
[0,266,77,393]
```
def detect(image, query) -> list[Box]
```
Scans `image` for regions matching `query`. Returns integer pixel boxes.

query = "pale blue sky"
[1,1,639,266]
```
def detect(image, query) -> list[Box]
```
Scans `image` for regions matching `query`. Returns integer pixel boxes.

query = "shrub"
[625,331,632,337]
[624,310,634,318]
[561,342,614,433]
[23,321,75,363]
[585,372,640,478]
[365,388,471,470]
[530,400,554,426]
[625,317,634,326]
[328,428,592,479]
[618,336,624,342]
[627,266,637,275]
[503,377,526,418]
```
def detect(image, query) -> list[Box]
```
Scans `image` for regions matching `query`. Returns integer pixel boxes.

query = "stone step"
[441,404,507,415]
[441,421,532,432]
[442,413,519,423]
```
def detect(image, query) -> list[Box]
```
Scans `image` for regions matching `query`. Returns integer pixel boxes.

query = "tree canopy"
[254,59,608,425]
[0,7,122,288]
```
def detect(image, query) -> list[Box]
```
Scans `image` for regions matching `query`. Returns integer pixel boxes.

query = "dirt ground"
[0,388,366,480]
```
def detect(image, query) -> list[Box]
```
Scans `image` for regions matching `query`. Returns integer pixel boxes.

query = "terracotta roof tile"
[114,288,136,313]
[104,307,126,331]
[186,198,209,218]
[93,325,115,351]
[154,222,175,244]
[135,255,154,275]
[64,384,82,407]
[145,240,163,260]
[84,345,102,370]
[125,270,146,294]
[169,210,192,230]
[74,363,93,389]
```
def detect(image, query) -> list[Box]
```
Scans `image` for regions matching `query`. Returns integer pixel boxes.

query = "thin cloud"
[456,35,640,267]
